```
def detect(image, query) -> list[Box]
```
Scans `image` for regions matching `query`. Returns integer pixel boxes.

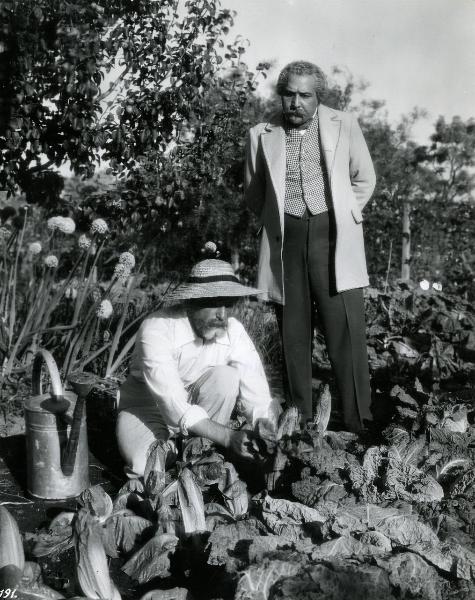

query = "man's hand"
[228,429,261,460]
[188,418,261,460]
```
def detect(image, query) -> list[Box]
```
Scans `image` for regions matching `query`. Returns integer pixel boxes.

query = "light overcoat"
[244,104,376,304]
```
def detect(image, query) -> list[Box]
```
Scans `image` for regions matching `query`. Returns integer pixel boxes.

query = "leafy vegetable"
[122,533,179,584]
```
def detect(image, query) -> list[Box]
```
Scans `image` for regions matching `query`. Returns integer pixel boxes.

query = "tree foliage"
[360,109,475,292]
[0,0,239,196]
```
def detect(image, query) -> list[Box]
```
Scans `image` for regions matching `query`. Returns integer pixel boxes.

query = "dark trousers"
[276,210,372,431]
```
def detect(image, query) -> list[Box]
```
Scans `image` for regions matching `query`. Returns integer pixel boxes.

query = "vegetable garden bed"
[1,282,475,599]
[1,373,474,600]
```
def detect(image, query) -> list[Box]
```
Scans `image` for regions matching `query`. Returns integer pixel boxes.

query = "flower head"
[201,240,220,257]
[113,262,131,281]
[97,299,113,319]
[47,216,63,231]
[44,254,59,268]
[57,217,76,234]
[78,234,92,250]
[419,279,430,291]
[118,251,135,269]
[28,241,42,255]
[47,216,76,234]
[90,219,109,235]
[204,241,217,254]
[0,226,10,240]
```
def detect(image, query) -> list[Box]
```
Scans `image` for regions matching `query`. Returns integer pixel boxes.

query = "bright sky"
[223,0,475,141]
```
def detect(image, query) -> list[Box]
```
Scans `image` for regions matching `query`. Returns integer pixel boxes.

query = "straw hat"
[164,259,262,303]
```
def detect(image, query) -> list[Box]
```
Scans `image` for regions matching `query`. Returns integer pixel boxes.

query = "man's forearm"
[188,418,231,449]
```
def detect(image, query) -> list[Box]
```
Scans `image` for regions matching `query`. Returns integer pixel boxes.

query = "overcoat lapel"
[261,122,286,224]
[318,104,341,183]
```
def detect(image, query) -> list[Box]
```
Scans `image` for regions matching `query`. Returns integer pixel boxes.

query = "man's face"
[280,73,318,129]
[186,298,236,341]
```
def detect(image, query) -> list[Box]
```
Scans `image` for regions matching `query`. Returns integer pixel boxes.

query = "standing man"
[244,60,376,432]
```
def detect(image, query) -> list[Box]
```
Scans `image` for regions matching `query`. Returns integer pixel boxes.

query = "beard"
[200,322,227,341]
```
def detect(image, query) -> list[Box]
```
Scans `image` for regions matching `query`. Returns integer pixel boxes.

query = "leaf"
[311,535,390,560]
[204,502,235,530]
[177,467,207,533]
[206,519,269,569]
[112,492,154,521]
[78,485,113,522]
[103,511,154,555]
[435,458,470,480]
[31,512,75,558]
[375,514,439,547]
[116,478,145,495]
[388,435,426,467]
[313,384,332,433]
[74,509,121,600]
[376,552,449,599]
[390,385,419,407]
[277,406,300,438]
[235,559,301,600]
[448,468,475,499]
[122,533,179,583]
[143,440,175,506]
[139,589,189,600]
[14,581,66,599]
[182,436,214,463]
[408,540,475,581]
[254,492,325,541]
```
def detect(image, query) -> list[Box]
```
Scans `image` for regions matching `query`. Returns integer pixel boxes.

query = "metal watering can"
[24,349,94,499]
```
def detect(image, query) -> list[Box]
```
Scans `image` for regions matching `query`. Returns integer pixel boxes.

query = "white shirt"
[119,307,275,434]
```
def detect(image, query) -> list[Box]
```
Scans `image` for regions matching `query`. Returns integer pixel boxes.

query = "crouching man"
[116,258,280,477]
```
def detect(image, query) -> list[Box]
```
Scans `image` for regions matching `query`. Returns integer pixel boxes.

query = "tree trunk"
[401,201,411,280]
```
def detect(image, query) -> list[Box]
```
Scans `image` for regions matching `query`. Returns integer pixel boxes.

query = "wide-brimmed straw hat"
[164,259,262,304]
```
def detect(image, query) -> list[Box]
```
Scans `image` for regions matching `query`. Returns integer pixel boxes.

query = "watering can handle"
[32,349,64,398]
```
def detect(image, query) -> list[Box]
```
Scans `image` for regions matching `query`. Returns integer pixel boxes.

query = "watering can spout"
[62,372,98,476]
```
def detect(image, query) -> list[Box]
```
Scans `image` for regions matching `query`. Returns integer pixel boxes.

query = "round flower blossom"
[204,241,217,253]
[90,218,109,235]
[47,216,63,231]
[419,279,430,291]
[28,241,42,255]
[78,234,92,250]
[119,251,136,269]
[114,262,131,281]
[432,282,443,292]
[57,217,76,234]
[0,226,10,240]
[47,216,75,234]
[44,254,59,268]
[97,299,113,319]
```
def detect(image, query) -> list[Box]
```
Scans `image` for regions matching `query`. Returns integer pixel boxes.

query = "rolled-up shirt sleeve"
[227,319,279,425]
[138,319,209,433]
